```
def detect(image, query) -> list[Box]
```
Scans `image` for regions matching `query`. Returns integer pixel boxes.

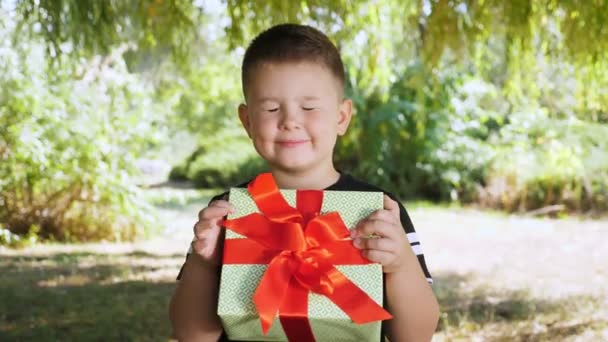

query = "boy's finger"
[353,237,396,252]
[383,195,400,218]
[361,249,394,265]
[198,204,234,221]
[192,236,218,258]
[351,219,398,239]
[193,222,222,244]
[365,209,399,225]
[209,200,234,210]
[193,221,218,238]
[192,238,207,254]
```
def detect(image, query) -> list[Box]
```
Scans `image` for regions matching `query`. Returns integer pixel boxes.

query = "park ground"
[1,186,607,341]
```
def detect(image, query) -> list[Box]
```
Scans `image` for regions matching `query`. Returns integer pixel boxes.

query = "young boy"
[169,23,439,341]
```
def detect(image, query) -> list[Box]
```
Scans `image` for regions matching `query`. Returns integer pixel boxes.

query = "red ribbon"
[223,173,392,341]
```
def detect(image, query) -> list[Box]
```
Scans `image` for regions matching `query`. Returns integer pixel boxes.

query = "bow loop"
[249,173,303,224]
[304,212,351,247]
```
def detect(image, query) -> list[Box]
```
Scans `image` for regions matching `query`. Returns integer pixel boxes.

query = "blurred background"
[1,0,607,340]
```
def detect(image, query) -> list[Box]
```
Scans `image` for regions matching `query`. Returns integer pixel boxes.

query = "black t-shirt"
[177,173,433,341]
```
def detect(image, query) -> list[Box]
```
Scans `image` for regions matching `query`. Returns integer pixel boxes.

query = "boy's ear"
[238,104,252,138]
[337,98,353,136]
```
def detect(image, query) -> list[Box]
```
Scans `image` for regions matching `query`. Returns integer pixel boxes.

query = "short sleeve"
[387,193,433,284]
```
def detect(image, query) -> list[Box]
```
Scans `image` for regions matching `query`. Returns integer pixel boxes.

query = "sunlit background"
[1,0,607,340]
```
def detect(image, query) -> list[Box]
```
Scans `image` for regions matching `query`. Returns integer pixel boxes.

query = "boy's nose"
[278,107,301,130]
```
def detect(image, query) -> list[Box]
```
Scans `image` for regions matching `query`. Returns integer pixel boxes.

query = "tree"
[7,0,608,110]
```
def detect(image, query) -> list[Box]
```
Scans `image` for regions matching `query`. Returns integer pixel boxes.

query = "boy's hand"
[191,200,235,267]
[351,195,408,274]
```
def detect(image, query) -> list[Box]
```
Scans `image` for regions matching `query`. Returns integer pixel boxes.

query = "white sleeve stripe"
[411,244,424,255]
[407,232,419,244]
[427,277,433,284]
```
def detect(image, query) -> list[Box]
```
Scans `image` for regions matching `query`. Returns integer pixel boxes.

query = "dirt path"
[410,208,608,341]
[413,208,608,299]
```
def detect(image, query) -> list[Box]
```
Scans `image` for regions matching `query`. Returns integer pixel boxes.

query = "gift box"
[217,173,391,341]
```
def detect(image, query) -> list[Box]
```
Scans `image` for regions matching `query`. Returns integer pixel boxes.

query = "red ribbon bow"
[223,173,392,341]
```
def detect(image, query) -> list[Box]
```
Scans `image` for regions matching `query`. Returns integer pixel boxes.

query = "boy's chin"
[270,163,309,172]
[267,160,317,174]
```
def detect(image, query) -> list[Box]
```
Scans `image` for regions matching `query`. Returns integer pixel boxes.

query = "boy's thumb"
[383,195,400,215]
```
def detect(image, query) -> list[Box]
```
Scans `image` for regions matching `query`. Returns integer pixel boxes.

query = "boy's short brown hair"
[241,23,345,99]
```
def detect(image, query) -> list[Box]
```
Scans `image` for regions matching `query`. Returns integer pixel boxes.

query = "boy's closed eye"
[262,106,316,112]
[301,102,320,111]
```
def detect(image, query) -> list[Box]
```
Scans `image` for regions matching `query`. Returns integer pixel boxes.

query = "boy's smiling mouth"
[276,139,310,147]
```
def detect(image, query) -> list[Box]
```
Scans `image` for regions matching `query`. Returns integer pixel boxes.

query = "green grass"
[0,251,181,341]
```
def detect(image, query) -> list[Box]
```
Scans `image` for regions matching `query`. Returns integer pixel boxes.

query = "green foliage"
[338,62,490,201]
[482,113,608,212]
[335,63,608,212]
[169,129,267,188]
[0,225,37,248]
[0,26,162,242]
[15,0,199,62]
[11,0,608,109]
[152,32,243,137]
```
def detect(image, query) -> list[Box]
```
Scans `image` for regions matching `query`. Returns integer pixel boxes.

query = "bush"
[0,225,38,248]
[0,38,161,242]
[338,64,607,213]
[337,64,501,201]
[169,130,268,189]
[480,112,608,213]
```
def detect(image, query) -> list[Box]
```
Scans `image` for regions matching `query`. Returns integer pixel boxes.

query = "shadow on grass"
[435,272,550,326]
[0,250,186,264]
[434,272,606,339]
[2,253,605,341]
[0,252,181,341]
[0,280,175,341]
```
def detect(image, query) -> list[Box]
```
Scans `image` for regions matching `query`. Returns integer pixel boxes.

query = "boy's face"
[239,62,352,175]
